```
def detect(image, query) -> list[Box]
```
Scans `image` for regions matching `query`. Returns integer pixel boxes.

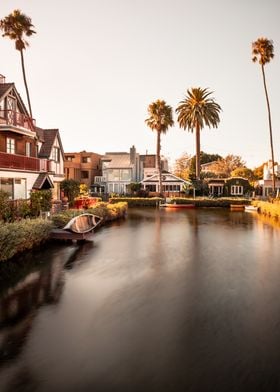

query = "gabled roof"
[32,173,54,190]
[0,82,30,116]
[141,172,191,184]
[38,129,65,159]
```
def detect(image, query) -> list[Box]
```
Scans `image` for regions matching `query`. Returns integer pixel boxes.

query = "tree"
[60,179,80,207]
[173,152,192,180]
[176,88,221,180]
[0,9,36,119]
[252,37,275,194]
[231,167,255,182]
[145,100,174,194]
[253,164,265,180]
[211,154,245,177]
[189,151,222,178]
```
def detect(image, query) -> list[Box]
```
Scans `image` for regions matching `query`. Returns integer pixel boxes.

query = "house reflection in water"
[0,247,74,365]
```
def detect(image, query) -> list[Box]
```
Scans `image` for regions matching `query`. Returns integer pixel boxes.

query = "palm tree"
[145,100,174,194]
[252,37,275,194]
[176,88,221,180]
[0,9,36,119]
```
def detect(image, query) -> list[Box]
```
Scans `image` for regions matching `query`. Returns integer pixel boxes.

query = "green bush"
[109,197,163,206]
[30,190,52,216]
[0,219,53,262]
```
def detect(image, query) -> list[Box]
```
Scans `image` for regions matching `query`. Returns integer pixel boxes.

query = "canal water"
[1,208,280,392]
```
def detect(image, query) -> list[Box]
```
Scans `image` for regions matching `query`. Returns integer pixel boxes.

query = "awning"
[32,173,54,190]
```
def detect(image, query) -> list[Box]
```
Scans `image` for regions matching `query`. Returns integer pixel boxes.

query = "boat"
[63,213,102,233]
[230,204,245,211]
[245,205,259,213]
[160,203,195,209]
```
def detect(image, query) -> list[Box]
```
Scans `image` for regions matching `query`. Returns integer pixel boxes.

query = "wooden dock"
[50,229,95,242]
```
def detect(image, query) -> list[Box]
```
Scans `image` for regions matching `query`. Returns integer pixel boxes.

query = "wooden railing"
[0,151,49,171]
[0,110,36,131]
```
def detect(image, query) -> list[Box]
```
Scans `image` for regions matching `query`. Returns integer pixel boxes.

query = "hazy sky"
[1,0,279,169]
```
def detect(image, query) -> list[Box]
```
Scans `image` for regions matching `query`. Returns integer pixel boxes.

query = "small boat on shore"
[63,213,102,233]
[160,203,195,209]
[245,205,259,213]
[230,204,245,211]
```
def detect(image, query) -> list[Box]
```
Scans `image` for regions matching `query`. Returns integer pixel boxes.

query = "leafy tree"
[252,37,275,193]
[231,167,255,181]
[127,182,141,195]
[145,100,174,194]
[176,88,221,180]
[211,154,245,177]
[253,164,264,180]
[173,152,192,180]
[60,179,80,207]
[0,9,36,119]
[189,151,222,177]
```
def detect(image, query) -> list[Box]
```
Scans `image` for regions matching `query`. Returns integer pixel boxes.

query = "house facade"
[64,151,102,189]
[0,74,64,200]
[257,160,280,196]
[141,172,191,195]
[208,177,251,197]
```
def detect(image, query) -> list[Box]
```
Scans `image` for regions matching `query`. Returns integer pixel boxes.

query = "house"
[208,177,251,197]
[0,74,64,200]
[64,151,102,189]
[257,160,280,196]
[141,171,191,195]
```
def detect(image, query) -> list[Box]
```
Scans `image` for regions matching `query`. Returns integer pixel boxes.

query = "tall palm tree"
[145,100,174,194]
[0,9,36,119]
[176,88,221,180]
[252,37,275,194]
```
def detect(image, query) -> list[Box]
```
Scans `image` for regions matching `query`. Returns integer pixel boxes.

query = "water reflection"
[1,209,280,392]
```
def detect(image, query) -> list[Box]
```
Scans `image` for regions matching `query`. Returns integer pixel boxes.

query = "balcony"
[0,151,50,172]
[94,176,106,183]
[0,110,36,134]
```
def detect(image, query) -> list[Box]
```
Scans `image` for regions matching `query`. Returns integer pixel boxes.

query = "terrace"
[0,110,36,135]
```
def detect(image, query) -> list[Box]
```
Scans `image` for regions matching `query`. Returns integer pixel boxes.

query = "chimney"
[130,145,136,164]
[0,75,6,84]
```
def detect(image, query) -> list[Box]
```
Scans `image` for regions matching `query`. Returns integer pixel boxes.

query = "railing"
[0,110,36,132]
[94,176,106,183]
[0,151,50,172]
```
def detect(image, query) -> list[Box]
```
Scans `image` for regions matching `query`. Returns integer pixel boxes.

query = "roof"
[102,153,134,169]
[0,82,13,99]
[32,173,54,189]
[38,129,64,159]
[141,172,191,184]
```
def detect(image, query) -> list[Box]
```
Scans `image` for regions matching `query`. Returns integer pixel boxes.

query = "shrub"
[109,197,163,206]
[30,190,52,216]
[0,219,53,262]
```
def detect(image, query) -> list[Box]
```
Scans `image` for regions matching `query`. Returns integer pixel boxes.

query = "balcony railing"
[0,110,36,132]
[94,176,106,183]
[0,151,49,172]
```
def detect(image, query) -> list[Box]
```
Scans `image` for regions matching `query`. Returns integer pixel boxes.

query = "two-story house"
[64,151,102,188]
[0,74,64,200]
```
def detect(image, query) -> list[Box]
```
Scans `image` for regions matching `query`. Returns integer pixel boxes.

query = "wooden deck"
[50,229,95,242]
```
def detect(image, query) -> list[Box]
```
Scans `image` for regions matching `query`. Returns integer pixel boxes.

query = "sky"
[1,0,280,169]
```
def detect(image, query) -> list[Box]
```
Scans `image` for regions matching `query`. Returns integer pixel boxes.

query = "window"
[0,178,26,199]
[82,156,90,163]
[231,185,243,195]
[52,147,60,162]
[66,156,74,161]
[6,138,15,154]
[81,171,89,179]
[26,142,31,157]
[121,169,131,181]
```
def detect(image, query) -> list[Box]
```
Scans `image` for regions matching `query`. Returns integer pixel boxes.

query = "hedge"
[109,197,163,206]
[0,219,53,262]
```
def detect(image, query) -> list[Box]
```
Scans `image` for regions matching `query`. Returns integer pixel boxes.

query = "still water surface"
[1,208,280,391]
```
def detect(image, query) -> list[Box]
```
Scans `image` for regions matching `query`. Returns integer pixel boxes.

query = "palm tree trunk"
[157,130,162,194]
[195,124,201,180]
[261,64,275,195]
[20,49,33,120]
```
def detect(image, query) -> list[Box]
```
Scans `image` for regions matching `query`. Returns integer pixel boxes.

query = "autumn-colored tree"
[145,100,174,194]
[0,9,36,118]
[173,152,192,180]
[176,88,221,180]
[252,37,275,193]
[211,155,245,177]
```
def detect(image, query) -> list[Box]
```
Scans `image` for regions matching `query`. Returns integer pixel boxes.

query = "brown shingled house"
[0,74,65,200]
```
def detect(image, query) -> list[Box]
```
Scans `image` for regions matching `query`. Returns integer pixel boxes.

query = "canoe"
[245,205,259,213]
[230,204,245,211]
[63,213,102,233]
[160,203,195,209]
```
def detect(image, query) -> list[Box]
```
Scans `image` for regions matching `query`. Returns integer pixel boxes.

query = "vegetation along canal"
[1,207,280,391]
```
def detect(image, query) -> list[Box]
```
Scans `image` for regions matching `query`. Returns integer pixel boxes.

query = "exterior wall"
[0,131,37,156]
[64,152,102,187]
[0,170,39,199]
